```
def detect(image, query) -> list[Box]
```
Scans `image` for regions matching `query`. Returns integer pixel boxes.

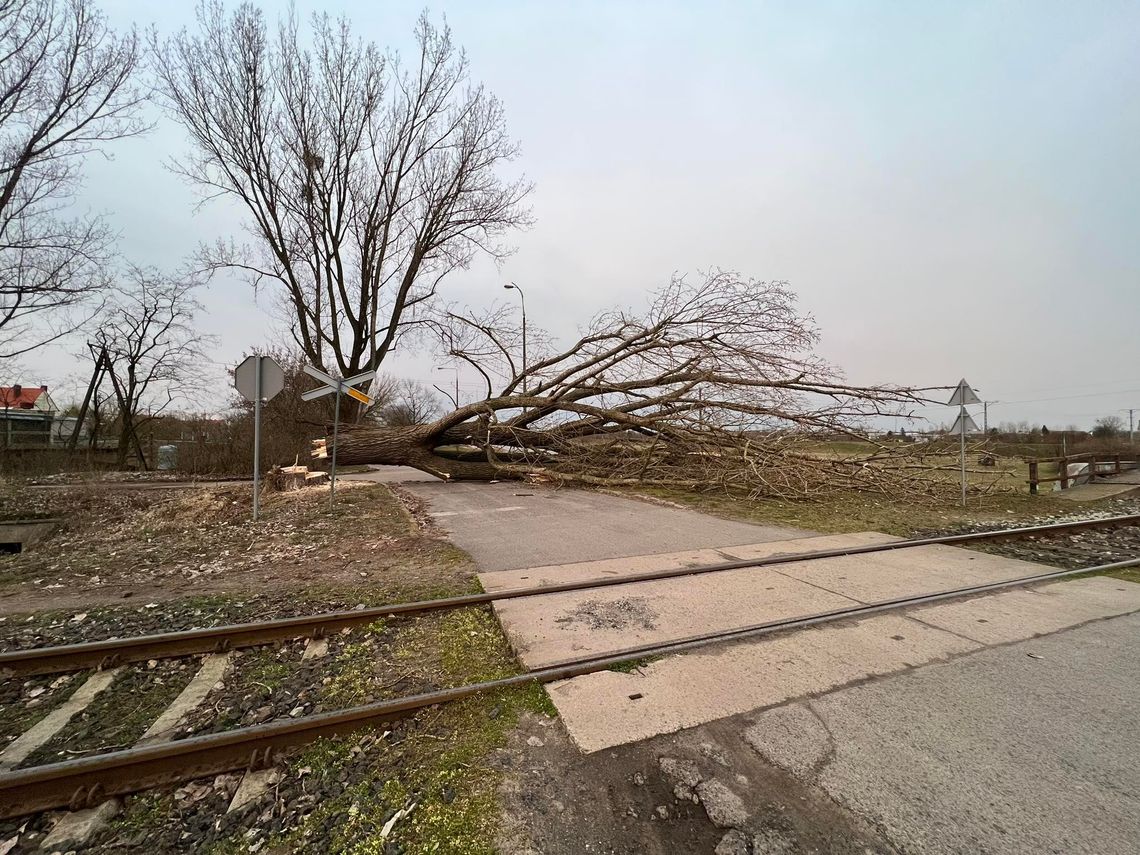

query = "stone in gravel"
[214,774,241,795]
[700,742,731,767]
[228,768,282,814]
[752,827,796,854]
[673,782,695,802]
[658,756,701,787]
[655,805,669,820]
[289,705,305,717]
[632,771,645,786]
[39,799,121,850]
[526,736,544,747]
[301,637,329,661]
[714,829,750,855]
[696,779,748,829]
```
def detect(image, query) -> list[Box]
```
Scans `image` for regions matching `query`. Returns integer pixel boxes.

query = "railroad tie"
[0,667,123,772]
[138,653,234,745]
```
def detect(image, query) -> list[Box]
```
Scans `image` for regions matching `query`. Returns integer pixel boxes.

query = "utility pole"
[982,400,998,435]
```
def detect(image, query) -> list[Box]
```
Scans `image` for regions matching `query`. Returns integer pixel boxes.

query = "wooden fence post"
[1028,459,1038,495]
[1059,456,1069,490]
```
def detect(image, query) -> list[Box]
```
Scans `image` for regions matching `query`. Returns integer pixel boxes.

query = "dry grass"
[0,480,472,612]
[629,485,1074,537]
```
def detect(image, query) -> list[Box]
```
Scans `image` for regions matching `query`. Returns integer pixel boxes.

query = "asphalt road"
[398,480,807,571]
[746,612,1140,855]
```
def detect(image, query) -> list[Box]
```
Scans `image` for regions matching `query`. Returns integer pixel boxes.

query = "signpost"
[234,355,285,521]
[947,378,981,508]
[301,365,375,508]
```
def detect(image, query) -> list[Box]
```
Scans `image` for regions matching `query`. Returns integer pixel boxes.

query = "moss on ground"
[0,672,85,746]
[22,662,195,767]
[607,655,660,674]
[210,606,555,854]
[320,619,390,708]
[1107,566,1140,585]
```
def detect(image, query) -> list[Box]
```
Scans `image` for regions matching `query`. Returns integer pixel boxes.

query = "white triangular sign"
[947,379,980,407]
[950,411,980,434]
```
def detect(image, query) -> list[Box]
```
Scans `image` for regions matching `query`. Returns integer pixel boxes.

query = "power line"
[1004,378,1140,396]
[996,387,1140,405]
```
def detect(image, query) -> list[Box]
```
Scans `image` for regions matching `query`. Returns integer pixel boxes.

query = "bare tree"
[374,378,442,427]
[93,267,210,467]
[0,0,143,357]
[152,2,532,393]
[1092,415,1124,439]
[316,272,957,499]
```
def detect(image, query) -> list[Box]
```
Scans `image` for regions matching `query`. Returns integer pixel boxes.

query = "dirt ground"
[0,480,472,617]
[495,713,894,854]
[0,478,554,854]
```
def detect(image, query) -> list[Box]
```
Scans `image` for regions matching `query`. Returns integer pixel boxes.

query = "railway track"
[1,513,1138,821]
[4,512,1138,678]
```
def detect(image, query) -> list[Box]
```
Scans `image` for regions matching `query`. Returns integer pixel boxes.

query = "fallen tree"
[315,272,970,499]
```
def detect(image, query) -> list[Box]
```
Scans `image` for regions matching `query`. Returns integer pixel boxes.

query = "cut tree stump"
[265,464,328,492]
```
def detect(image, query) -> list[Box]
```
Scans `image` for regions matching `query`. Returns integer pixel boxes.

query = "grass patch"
[1106,566,1140,585]
[607,656,659,674]
[321,620,390,708]
[216,607,556,854]
[631,486,1074,537]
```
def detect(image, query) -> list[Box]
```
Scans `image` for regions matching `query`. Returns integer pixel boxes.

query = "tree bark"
[332,424,507,481]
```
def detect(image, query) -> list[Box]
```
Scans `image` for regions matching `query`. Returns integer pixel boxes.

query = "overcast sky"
[24,0,1140,431]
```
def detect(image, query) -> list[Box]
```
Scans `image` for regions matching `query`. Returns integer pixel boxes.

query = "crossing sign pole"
[947,379,981,508]
[234,355,286,521]
[301,365,376,510]
[960,403,966,508]
[330,384,342,509]
[255,359,262,519]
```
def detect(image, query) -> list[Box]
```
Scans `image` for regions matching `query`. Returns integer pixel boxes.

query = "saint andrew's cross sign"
[301,365,376,407]
[302,365,377,507]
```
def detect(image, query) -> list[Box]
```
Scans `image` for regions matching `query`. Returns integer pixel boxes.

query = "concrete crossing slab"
[483,532,1064,671]
[477,531,899,592]
[772,544,1046,603]
[911,575,1140,644]
[547,612,981,752]
[494,568,858,667]
[546,577,1140,752]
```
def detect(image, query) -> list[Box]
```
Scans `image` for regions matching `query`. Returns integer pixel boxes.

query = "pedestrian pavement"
[398,480,807,571]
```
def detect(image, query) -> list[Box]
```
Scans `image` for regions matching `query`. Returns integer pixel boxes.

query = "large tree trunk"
[330,424,508,481]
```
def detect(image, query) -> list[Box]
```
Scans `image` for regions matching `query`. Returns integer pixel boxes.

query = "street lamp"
[503,282,527,394]
[436,366,459,408]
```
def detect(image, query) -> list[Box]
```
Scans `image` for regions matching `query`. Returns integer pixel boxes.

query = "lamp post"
[503,282,527,393]
[436,366,459,408]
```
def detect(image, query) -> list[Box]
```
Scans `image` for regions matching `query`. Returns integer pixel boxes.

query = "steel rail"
[3,513,1138,678]
[1,555,1137,819]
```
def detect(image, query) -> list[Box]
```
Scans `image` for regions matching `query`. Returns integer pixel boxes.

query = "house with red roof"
[1,384,58,447]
